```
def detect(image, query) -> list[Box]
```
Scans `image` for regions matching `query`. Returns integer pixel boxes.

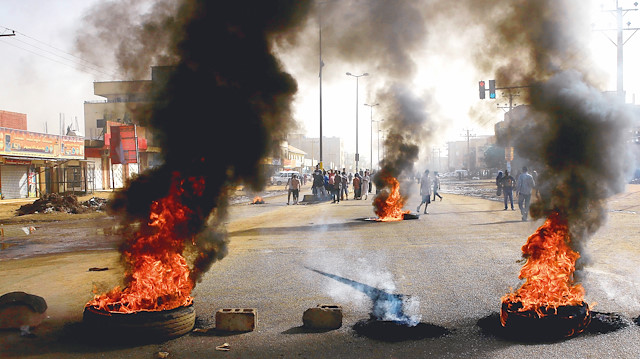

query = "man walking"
[501,170,516,210]
[432,171,442,201]
[290,174,301,204]
[516,166,535,221]
[417,169,431,214]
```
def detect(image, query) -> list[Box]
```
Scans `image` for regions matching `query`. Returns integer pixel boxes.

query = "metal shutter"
[1,165,28,199]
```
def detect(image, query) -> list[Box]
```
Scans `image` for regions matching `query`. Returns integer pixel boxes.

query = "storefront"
[0,128,85,199]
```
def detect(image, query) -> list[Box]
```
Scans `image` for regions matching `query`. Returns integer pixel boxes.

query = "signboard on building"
[110,125,138,164]
[0,127,84,159]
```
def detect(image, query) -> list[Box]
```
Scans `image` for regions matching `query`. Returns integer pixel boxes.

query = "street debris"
[157,352,170,359]
[88,267,109,272]
[16,194,109,215]
[215,343,231,351]
[0,291,48,336]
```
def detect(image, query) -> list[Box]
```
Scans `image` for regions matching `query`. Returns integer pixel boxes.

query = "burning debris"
[372,173,411,222]
[500,213,590,339]
[78,0,313,339]
[251,196,265,205]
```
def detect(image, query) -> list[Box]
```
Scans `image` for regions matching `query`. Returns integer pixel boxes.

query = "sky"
[1,0,640,157]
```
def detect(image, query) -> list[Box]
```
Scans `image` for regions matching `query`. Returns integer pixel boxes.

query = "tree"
[484,144,506,170]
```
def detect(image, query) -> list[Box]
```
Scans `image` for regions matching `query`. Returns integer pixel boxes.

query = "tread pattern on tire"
[83,304,195,339]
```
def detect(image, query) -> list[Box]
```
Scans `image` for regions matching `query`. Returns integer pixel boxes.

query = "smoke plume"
[471,0,635,254]
[77,0,312,283]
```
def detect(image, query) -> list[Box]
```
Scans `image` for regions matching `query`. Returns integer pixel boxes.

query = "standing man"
[361,170,371,200]
[290,174,301,204]
[341,171,349,200]
[417,169,431,214]
[516,166,535,221]
[501,170,516,211]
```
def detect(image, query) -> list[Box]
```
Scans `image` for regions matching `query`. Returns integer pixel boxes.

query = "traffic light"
[479,81,485,99]
[489,80,496,99]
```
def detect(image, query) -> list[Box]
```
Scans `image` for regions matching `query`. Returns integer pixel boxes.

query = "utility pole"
[461,128,476,170]
[596,0,640,102]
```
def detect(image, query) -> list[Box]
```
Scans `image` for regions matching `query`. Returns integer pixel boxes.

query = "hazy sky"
[1,0,639,155]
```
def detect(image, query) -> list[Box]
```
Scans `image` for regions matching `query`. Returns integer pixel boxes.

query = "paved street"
[1,182,640,358]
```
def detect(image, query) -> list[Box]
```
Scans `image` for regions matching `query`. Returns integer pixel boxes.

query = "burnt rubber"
[83,304,195,341]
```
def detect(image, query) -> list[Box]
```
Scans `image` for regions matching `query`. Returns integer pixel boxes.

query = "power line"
[0,26,119,79]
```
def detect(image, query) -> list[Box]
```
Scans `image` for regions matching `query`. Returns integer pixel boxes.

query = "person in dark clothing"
[500,170,516,210]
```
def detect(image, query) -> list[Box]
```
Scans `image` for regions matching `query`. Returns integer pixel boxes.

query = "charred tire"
[83,304,195,341]
[276,181,282,185]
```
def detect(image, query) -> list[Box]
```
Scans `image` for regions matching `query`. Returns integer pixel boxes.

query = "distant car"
[270,171,300,186]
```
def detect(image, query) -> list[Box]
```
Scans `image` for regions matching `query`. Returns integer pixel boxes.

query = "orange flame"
[252,196,264,204]
[501,212,585,321]
[373,175,410,222]
[86,174,202,313]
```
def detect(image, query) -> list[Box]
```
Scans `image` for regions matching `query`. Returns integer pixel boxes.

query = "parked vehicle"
[270,171,300,186]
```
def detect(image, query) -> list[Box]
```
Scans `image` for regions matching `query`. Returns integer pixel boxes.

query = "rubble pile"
[16,194,109,215]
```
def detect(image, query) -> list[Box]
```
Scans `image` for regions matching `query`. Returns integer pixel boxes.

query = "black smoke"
[470,0,635,256]
[78,0,312,283]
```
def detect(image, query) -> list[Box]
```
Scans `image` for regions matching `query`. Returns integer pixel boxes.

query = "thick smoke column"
[78,0,312,283]
[471,0,635,254]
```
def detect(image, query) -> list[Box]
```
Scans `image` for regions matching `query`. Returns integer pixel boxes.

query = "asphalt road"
[1,181,640,358]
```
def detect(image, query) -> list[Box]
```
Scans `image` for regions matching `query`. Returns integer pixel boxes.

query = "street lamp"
[374,119,384,170]
[364,102,379,171]
[346,72,369,173]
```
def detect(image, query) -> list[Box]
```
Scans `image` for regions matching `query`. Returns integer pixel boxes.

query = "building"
[447,135,494,173]
[0,110,86,199]
[84,67,164,190]
[287,134,344,172]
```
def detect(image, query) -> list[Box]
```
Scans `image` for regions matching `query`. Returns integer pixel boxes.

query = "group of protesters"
[303,165,374,203]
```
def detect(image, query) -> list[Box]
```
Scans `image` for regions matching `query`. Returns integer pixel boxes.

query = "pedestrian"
[516,166,536,221]
[495,171,503,197]
[353,173,361,199]
[500,170,516,210]
[361,170,371,200]
[341,171,349,200]
[368,170,373,194]
[332,171,342,203]
[323,170,330,199]
[532,170,539,198]
[433,171,443,201]
[416,169,431,214]
[286,175,294,205]
[290,174,301,204]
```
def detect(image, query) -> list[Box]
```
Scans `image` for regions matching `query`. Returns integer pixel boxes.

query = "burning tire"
[500,300,590,340]
[83,304,195,341]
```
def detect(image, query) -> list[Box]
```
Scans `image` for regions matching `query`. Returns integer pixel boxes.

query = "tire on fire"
[83,304,195,341]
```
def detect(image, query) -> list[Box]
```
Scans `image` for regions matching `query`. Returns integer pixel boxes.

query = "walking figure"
[416,169,431,214]
[432,171,442,201]
[516,166,536,221]
[500,170,516,210]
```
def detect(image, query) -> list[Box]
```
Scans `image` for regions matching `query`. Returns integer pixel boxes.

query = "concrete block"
[302,304,342,329]
[215,308,256,332]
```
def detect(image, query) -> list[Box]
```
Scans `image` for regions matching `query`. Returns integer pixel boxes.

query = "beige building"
[447,135,494,172]
[83,67,165,190]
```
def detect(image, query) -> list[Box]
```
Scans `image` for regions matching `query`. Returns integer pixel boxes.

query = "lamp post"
[346,72,368,173]
[374,119,384,170]
[364,102,379,171]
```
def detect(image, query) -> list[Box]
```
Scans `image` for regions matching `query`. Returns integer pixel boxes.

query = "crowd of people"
[300,165,375,203]
[495,166,537,221]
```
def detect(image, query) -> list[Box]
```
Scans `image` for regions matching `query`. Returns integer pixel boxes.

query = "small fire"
[373,175,410,222]
[252,196,264,204]
[501,212,586,325]
[86,173,202,313]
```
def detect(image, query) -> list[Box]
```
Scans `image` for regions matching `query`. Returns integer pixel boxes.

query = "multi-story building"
[83,67,164,189]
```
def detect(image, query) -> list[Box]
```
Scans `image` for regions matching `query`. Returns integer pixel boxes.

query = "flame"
[501,212,586,324]
[252,196,264,204]
[86,174,202,313]
[373,175,410,222]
